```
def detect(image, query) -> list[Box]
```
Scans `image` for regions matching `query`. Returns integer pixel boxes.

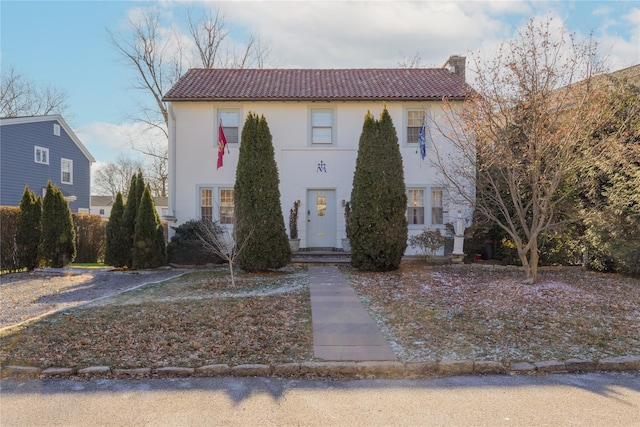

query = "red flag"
[217,120,227,169]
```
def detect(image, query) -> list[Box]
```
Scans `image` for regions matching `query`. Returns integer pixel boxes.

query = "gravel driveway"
[0,267,188,331]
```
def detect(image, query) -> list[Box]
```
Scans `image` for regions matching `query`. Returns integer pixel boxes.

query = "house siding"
[168,100,472,255]
[0,118,92,212]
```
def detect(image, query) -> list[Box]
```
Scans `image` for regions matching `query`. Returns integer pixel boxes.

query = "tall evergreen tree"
[122,171,145,267]
[104,192,128,267]
[16,185,42,270]
[234,112,291,271]
[350,108,408,271]
[41,181,76,267]
[132,184,166,268]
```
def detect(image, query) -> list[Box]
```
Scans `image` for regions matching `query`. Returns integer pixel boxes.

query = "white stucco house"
[162,56,474,254]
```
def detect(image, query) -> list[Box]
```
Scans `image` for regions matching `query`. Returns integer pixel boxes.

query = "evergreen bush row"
[0,183,106,272]
[104,172,166,269]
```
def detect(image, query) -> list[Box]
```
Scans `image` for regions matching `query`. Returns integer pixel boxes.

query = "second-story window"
[311,109,334,144]
[406,110,426,145]
[218,110,239,144]
[35,146,49,164]
[61,158,73,184]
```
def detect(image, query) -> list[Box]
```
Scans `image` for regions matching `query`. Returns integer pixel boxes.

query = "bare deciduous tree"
[397,51,423,69]
[195,218,253,287]
[107,5,271,181]
[430,18,613,284]
[1,67,69,118]
[93,156,144,198]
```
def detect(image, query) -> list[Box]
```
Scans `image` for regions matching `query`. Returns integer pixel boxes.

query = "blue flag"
[418,121,426,160]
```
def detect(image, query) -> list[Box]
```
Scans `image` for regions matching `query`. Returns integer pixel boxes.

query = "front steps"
[291,249,351,264]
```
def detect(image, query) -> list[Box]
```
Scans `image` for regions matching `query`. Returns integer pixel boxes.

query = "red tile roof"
[163,68,471,101]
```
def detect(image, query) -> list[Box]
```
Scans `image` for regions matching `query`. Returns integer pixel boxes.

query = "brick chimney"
[443,55,466,82]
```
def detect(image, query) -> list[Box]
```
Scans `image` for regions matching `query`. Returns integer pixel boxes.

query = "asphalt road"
[2,372,639,426]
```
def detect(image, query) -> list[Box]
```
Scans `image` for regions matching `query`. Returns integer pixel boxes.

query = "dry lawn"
[0,267,313,369]
[346,261,640,363]
[1,262,639,372]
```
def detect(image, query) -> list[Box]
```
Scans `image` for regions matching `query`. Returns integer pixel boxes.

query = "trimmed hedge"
[0,206,20,272]
[72,213,106,263]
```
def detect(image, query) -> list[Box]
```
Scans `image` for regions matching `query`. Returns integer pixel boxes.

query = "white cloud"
[218,1,519,68]
[76,121,166,165]
[623,7,640,26]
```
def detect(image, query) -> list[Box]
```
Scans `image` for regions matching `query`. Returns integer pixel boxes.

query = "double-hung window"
[200,187,235,224]
[200,188,213,222]
[407,189,425,225]
[311,109,334,145]
[218,110,239,144]
[35,146,49,164]
[61,158,73,184]
[406,110,426,145]
[219,189,234,224]
[431,188,444,225]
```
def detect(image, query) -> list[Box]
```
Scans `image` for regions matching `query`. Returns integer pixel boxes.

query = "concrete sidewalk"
[308,265,397,361]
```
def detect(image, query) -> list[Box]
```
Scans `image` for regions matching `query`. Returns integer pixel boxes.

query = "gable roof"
[163,68,471,102]
[0,114,95,163]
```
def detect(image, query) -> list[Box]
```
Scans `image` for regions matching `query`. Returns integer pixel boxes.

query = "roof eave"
[162,96,469,102]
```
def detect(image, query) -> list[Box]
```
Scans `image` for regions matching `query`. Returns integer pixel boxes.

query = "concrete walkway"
[308,265,397,361]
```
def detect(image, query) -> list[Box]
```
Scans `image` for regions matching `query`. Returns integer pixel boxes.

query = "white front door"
[306,189,336,248]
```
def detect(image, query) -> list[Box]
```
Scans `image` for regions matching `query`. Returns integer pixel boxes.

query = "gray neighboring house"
[0,115,95,212]
[91,195,168,220]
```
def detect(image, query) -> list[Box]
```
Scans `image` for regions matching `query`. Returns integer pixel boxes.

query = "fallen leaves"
[0,268,313,370]
[346,262,640,363]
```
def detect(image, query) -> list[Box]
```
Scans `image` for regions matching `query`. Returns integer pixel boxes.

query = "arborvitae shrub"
[122,172,145,267]
[350,108,408,271]
[234,112,291,271]
[41,181,76,268]
[132,184,166,268]
[104,192,128,267]
[16,185,42,270]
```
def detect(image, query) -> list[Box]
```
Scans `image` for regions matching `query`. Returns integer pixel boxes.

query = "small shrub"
[167,220,224,265]
[409,228,446,257]
[289,200,300,239]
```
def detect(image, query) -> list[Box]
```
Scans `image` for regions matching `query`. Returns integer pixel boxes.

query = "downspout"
[164,103,178,235]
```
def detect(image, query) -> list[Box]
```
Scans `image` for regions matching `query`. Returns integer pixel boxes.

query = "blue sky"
[2,1,639,172]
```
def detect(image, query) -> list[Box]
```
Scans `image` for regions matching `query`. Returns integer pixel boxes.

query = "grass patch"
[70,263,109,268]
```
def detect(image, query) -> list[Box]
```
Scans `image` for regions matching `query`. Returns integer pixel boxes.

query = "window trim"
[34,146,49,165]
[216,108,241,145]
[309,107,336,146]
[61,158,73,184]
